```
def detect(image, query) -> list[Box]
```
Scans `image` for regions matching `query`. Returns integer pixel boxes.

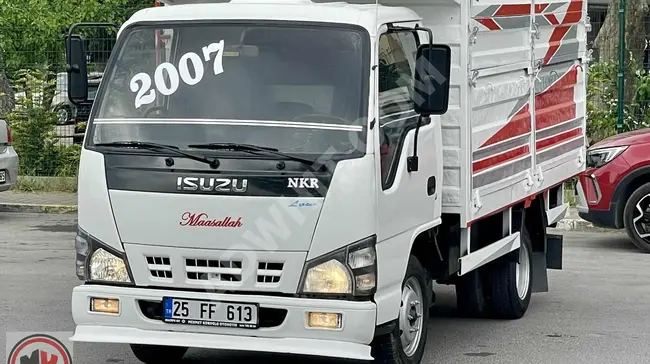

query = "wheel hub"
[632,195,650,241]
[515,241,530,300]
[399,277,424,357]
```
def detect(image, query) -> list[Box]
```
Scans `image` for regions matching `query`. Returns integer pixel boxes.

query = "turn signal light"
[90,297,120,314]
[307,312,342,329]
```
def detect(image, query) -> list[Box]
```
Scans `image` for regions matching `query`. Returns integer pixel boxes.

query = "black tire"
[623,182,650,253]
[372,256,429,364]
[130,344,188,363]
[485,227,533,319]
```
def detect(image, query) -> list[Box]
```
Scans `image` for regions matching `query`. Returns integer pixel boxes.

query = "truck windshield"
[88,23,369,158]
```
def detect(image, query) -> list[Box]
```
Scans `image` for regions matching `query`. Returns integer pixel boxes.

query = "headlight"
[299,235,377,297]
[586,146,628,168]
[90,248,131,283]
[75,226,133,284]
[302,259,352,294]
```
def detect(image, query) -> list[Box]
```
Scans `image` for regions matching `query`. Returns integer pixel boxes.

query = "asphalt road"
[2,212,650,364]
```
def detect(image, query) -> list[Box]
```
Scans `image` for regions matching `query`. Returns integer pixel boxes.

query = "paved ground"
[0,191,77,206]
[1,213,649,364]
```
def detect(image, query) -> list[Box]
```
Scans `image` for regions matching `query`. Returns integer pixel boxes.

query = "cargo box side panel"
[470,0,533,70]
[530,0,587,194]
[533,60,587,192]
[403,0,467,217]
[469,66,535,224]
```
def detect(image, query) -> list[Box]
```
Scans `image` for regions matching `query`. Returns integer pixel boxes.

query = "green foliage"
[0,0,152,74]
[587,55,650,144]
[4,68,81,177]
[587,61,619,143]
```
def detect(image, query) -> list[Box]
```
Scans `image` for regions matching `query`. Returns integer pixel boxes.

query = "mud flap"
[531,252,548,293]
[546,234,563,269]
[531,234,563,293]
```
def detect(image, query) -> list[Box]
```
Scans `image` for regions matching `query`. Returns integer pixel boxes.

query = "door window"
[378,31,419,188]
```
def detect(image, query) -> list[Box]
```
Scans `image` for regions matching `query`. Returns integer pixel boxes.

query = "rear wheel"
[623,182,650,253]
[372,256,429,364]
[485,227,533,319]
[130,344,188,363]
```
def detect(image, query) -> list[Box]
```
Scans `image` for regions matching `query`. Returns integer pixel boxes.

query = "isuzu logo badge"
[177,177,248,193]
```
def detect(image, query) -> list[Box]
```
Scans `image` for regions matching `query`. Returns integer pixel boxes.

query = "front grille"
[146,256,172,279]
[185,258,243,282]
[257,262,284,284]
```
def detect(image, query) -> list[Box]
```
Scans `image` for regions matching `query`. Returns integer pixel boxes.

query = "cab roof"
[122,0,421,37]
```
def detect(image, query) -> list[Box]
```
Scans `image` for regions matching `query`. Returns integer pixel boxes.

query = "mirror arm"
[406,25,435,173]
[66,22,118,67]
[414,24,434,49]
[66,22,118,106]
[407,115,427,173]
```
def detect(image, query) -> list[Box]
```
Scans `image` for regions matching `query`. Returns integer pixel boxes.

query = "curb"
[0,203,78,214]
[554,218,595,231]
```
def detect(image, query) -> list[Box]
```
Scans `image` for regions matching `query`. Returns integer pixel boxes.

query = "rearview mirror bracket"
[65,22,118,106]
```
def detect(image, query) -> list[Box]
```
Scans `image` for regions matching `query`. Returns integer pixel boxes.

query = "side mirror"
[412,43,451,116]
[66,35,88,105]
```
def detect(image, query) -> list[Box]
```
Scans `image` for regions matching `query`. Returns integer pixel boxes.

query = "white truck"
[66,0,589,363]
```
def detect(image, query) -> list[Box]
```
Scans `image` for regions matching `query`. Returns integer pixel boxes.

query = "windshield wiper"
[95,141,219,168]
[187,143,324,171]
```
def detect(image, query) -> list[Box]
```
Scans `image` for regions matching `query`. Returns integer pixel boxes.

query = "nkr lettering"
[287,178,319,189]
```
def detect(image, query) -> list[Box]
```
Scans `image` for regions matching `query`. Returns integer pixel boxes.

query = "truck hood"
[104,154,331,252]
[109,191,323,251]
[590,127,650,149]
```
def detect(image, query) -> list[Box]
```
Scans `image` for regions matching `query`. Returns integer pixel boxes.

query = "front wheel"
[623,182,650,253]
[130,344,188,363]
[371,255,429,364]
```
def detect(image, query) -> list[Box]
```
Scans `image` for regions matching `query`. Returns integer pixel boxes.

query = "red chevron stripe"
[480,104,531,148]
[543,0,583,65]
[536,128,583,150]
[473,145,530,173]
[479,65,578,150]
[536,67,578,129]
[494,4,531,16]
[545,13,560,25]
[491,3,553,17]
[476,18,502,30]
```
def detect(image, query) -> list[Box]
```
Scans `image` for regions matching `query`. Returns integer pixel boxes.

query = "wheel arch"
[612,165,650,228]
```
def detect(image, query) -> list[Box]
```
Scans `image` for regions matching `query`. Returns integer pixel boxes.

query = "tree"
[594,0,649,103]
[0,0,152,116]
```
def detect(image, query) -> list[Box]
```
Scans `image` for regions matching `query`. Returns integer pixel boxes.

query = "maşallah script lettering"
[179,212,243,227]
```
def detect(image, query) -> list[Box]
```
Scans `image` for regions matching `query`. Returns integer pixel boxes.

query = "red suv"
[576,128,650,252]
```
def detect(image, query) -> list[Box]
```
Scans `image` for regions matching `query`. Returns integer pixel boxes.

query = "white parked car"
[0,119,18,192]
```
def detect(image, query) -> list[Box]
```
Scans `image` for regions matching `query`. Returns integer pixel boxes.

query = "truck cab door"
[375,29,443,243]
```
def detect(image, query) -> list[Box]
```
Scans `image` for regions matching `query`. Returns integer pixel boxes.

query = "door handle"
[427,176,436,196]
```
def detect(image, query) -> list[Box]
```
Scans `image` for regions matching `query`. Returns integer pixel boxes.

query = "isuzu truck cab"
[67,0,588,363]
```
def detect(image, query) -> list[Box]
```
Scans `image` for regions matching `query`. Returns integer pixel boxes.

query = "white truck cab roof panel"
[124,0,421,39]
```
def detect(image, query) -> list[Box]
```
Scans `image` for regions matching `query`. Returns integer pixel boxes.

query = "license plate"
[163,297,258,329]
[0,170,5,183]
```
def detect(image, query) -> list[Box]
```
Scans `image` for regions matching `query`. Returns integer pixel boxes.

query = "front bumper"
[575,179,618,228]
[575,179,589,214]
[0,146,19,192]
[71,284,376,360]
